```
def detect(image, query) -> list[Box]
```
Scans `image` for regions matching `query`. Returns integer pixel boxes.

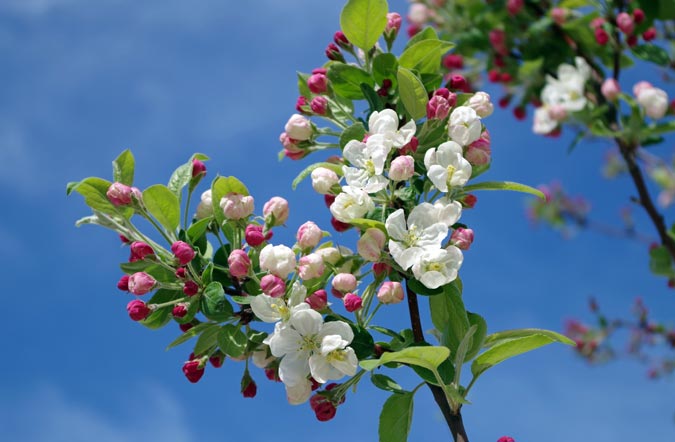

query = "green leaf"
[649,245,674,276]
[399,39,454,74]
[201,282,234,321]
[643,121,675,137]
[462,181,545,200]
[372,53,399,87]
[371,374,407,394]
[297,72,311,98]
[193,324,221,356]
[143,184,181,232]
[471,329,575,378]
[659,0,675,19]
[140,289,182,329]
[217,324,248,358]
[350,324,375,359]
[291,162,343,190]
[465,312,487,362]
[558,0,590,7]
[453,325,476,379]
[186,217,212,242]
[429,282,469,354]
[404,26,437,50]
[339,123,367,149]
[397,67,428,120]
[360,346,450,372]
[120,261,176,283]
[69,177,117,215]
[340,0,388,52]
[166,322,215,350]
[327,63,375,100]
[379,392,414,442]
[211,176,250,227]
[167,162,193,197]
[632,44,671,66]
[112,150,134,186]
[348,218,387,234]
[406,278,443,296]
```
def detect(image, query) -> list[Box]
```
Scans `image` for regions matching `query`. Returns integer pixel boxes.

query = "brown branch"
[405,279,470,442]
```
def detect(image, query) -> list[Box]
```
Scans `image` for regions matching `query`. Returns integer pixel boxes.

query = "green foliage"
[327,63,375,100]
[371,373,407,394]
[462,181,546,199]
[399,39,454,74]
[360,346,450,372]
[201,282,234,321]
[429,282,469,355]
[397,68,428,120]
[631,45,671,67]
[217,324,248,358]
[112,149,135,186]
[68,177,118,215]
[143,184,181,232]
[379,392,414,442]
[340,0,389,52]
[339,123,367,148]
[140,289,182,329]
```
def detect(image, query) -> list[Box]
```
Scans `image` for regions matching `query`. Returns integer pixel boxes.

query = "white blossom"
[533,106,558,135]
[411,246,463,289]
[433,197,463,227]
[285,379,313,405]
[342,135,390,193]
[424,141,472,192]
[368,109,416,148]
[386,204,448,270]
[637,86,669,119]
[259,244,297,279]
[250,282,308,323]
[330,186,375,223]
[448,106,482,146]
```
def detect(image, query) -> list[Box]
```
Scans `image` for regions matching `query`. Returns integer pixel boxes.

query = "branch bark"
[405,279,470,442]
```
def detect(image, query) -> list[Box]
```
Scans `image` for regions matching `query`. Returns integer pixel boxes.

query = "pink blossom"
[377,281,404,304]
[343,293,363,312]
[128,272,156,295]
[228,249,251,279]
[306,289,328,310]
[451,228,474,250]
[171,241,196,265]
[263,197,289,226]
[357,228,386,261]
[127,300,151,321]
[260,274,286,298]
[298,253,325,280]
[601,78,621,101]
[297,221,323,250]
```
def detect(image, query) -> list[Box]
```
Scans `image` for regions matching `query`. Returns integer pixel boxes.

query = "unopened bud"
[601,78,621,101]
[298,253,325,280]
[451,228,474,250]
[285,114,313,141]
[191,159,206,178]
[245,224,271,247]
[616,12,634,35]
[306,289,328,310]
[228,249,251,279]
[220,193,254,220]
[117,275,130,291]
[297,221,323,250]
[310,96,328,115]
[311,167,339,194]
[263,197,289,226]
[183,280,199,296]
[643,27,657,41]
[182,359,205,383]
[308,73,328,94]
[377,281,404,304]
[343,293,363,312]
[357,228,386,261]
[171,241,195,266]
[427,95,450,120]
[127,299,151,321]
[128,272,156,295]
[107,182,133,206]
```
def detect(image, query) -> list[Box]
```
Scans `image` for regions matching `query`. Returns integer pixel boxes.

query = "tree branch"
[405,279,470,442]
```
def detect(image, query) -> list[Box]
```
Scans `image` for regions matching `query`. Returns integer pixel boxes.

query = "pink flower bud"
[442,54,463,70]
[633,81,653,97]
[643,27,657,41]
[106,182,133,206]
[129,241,154,262]
[311,167,339,194]
[127,300,151,321]
[408,4,429,26]
[451,228,474,250]
[179,322,194,333]
[196,189,213,220]
[616,12,634,35]
[296,96,310,114]
[183,280,199,296]
[467,91,494,118]
[357,228,386,261]
[245,224,272,247]
[386,12,402,34]
[373,262,390,277]
[488,69,501,83]
[449,74,466,91]
[330,216,351,232]
[500,72,512,83]
[306,289,328,310]
[241,376,257,398]
[332,273,357,295]
[285,114,313,141]
[590,17,605,29]
[343,293,362,312]
[633,9,645,24]
[172,303,188,318]
[626,34,637,48]
[389,155,415,182]
[427,95,450,120]
[298,253,325,280]
[297,221,323,249]
[117,275,130,291]
[548,104,568,121]
[506,0,524,15]
[119,234,131,243]
[308,73,328,94]
[461,194,477,208]
[128,272,156,295]
[260,274,286,298]
[551,8,566,25]
[171,241,195,266]
[513,106,526,120]
[209,353,225,368]
[497,437,515,442]
[398,136,419,156]
[489,29,505,47]
[637,86,669,119]
[263,197,289,226]
[192,159,206,178]
[594,27,609,45]
[228,249,251,279]
[601,78,621,101]
[333,31,350,48]
[310,96,328,115]
[325,43,344,62]
[220,193,254,220]
[182,359,205,383]
[377,281,404,304]
[310,395,337,422]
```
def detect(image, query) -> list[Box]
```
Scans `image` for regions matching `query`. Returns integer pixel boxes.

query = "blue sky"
[0,0,673,441]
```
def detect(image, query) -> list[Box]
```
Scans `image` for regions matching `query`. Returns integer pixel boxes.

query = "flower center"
[446,164,457,186]
[364,159,376,176]
[299,334,319,352]
[425,262,444,273]
[404,225,420,247]
[326,349,347,363]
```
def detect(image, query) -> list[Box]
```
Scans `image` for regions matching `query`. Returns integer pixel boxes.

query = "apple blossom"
[195,189,213,219]
[228,249,251,279]
[260,274,286,298]
[467,91,494,118]
[127,272,156,295]
[343,293,362,312]
[386,204,448,270]
[117,274,130,291]
[127,299,151,321]
[220,193,254,220]
[182,359,205,383]
[342,135,389,193]
[315,246,342,265]
[286,379,313,405]
[448,106,482,146]
[330,186,375,223]
[263,196,289,226]
[377,281,404,304]
[183,280,199,296]
[172,303,188,318]
[107,182,133,206]
[310,96,328,115]
[411,246,464,289]
[251,282,309,324]
[310,167,340,194]
[308,73,328,94]
[171,241,195,265]
[424,141,473,192]
[601,78,621,101]
[451,227,474,250]
[432,197,463,227]
[260,244,297,279]
[636,86,669,119]
[465,130,491,166]
[298,253,325,280]
[252,348,275,369]
[357,227,386,262]
[386,12,402,35]
[306,289,328,310]
[427,95,451,120]
[284,114,313,141]
[297,221,323,250]
[408,3,429,26]
[368,108,416,148]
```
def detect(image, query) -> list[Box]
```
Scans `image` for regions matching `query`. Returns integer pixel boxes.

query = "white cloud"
[1,383,193,442]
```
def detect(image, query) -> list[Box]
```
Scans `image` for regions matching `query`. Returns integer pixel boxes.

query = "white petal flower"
[342,135,390,193]
[250,287,309,324]
[285,379,313,405]
[533,106,558,135]
[637,87,669,119]
[411,246,463,289]
[368,109,416,148]
[448,106,482,146]
[330,186,375,222]
[424,141,472,192]
[433,198,463,227]
[259,244,297,279]
[385,204,448,270]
